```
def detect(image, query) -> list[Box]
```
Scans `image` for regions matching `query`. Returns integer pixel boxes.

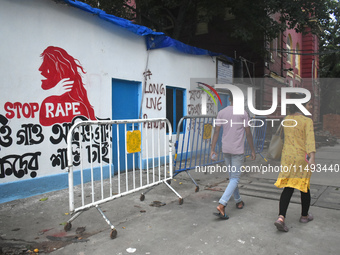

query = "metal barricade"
[244,116,268,161]
[173,115,224,192]
[65,118,182,239]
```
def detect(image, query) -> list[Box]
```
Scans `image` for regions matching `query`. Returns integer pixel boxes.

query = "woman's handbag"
[267,125,284,160]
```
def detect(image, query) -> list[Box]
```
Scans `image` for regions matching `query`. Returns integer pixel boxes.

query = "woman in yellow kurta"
[274,94,316,232]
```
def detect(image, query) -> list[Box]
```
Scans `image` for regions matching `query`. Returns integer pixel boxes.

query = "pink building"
[264,25,320,123]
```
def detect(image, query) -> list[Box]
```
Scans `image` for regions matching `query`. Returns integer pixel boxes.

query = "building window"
[277,32,282,57]
[295,43,300,74]
[269,39,274,61]
[314,59,318,79]
[166,86,186,134]
[286,34,292,64]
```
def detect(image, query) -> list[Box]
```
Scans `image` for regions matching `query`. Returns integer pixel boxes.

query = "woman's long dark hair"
[41,46,96,120]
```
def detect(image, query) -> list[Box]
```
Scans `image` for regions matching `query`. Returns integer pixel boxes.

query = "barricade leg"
[185,170,200,192]
[244,152,268,162]
[140,186,154,201]
[140,180,183,204]
[96,205,117,239]
[259,152,268,162]
[163,180,183,205]
[64,211,83,232]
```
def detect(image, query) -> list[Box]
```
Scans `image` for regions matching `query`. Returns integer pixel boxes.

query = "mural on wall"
[0,46,103,181]
[0,112,43,179]
[39,46,97,126]
[188,89,216,116]
[142,69,165,129]
[187,83,217,136]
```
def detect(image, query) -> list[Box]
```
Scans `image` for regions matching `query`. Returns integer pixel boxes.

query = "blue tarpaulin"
[145,35,223,57]
[62,0,234,62]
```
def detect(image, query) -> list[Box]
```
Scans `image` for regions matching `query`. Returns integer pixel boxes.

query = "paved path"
[0,143,339,255]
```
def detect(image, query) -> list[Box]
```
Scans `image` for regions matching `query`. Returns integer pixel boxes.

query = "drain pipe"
[139,50,150,119]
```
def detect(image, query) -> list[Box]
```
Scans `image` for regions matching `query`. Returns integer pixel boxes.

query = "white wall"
[0,0,217,200]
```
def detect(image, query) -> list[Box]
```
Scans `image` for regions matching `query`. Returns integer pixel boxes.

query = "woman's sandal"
[236,201,244,209]
[299,213,313,223]
[274,216,289,232]
[213,212,229,220]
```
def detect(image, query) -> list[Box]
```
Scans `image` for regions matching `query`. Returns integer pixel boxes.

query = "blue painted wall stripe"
[0,165,114,204]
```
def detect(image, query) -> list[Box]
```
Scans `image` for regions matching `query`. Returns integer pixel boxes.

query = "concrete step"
[205,176,338,209]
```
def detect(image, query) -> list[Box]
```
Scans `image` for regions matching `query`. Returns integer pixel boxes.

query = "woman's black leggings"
[279,187,311,217]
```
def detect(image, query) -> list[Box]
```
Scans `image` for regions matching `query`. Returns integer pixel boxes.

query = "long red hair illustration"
[39,46,96,126]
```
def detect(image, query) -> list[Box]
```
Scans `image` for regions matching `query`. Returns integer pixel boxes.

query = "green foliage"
[318,1,340,114]
[76,0,340,114]
[81,0,136,20]
[225,0,331,41]
[77,0,334,42]
[319,0,340,78]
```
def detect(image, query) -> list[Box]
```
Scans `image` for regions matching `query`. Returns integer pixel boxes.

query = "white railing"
[65,118,182,239]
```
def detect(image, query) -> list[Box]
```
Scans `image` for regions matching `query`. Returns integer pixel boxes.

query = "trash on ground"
[126,247,137,253]
[149,201,166,207]
[76,226,86,234]
[238,239,245,244]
